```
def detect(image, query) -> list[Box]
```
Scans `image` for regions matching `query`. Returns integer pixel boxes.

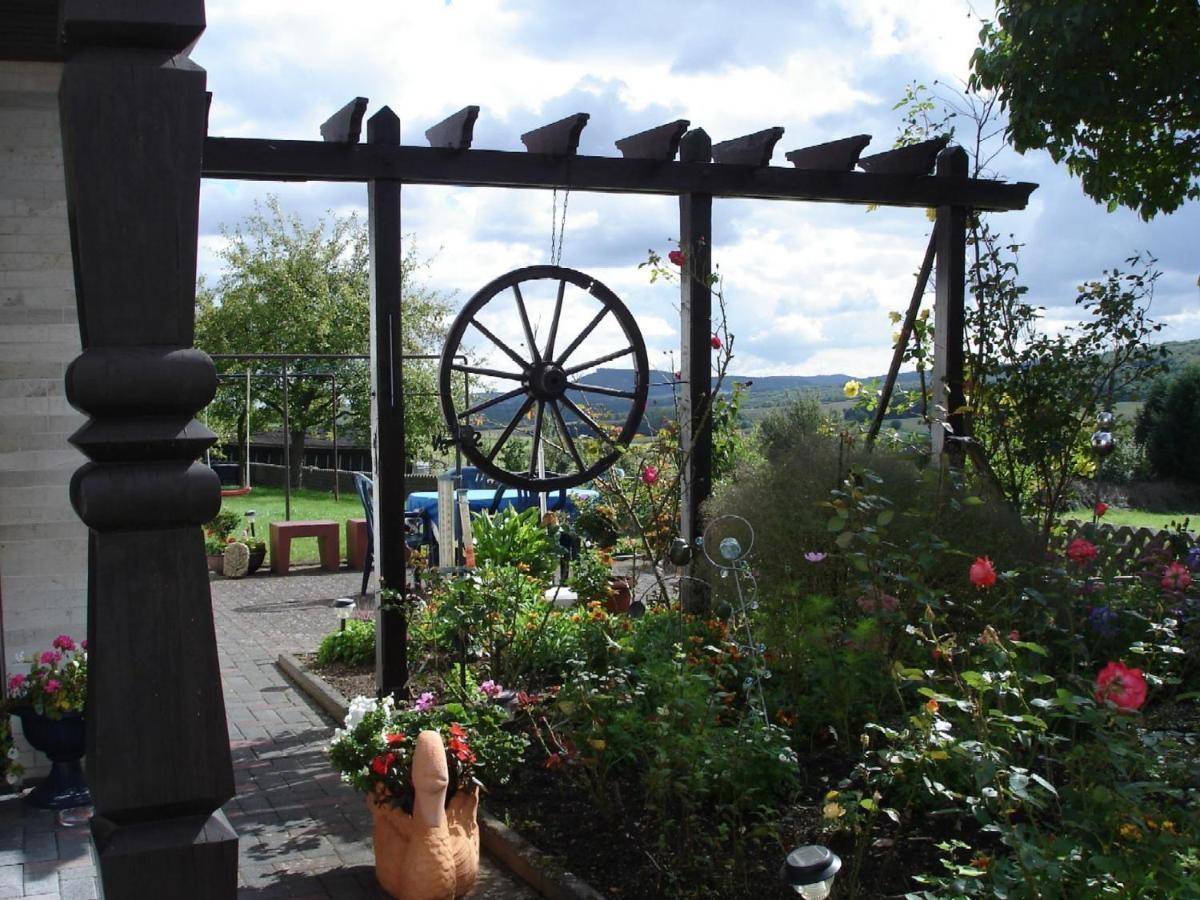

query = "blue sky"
[192,0,1199,378]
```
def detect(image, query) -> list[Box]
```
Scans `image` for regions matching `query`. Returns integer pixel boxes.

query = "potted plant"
[238,529,267,576]
[328,696,527,899]
[4,635,89,809]
[204,533,229,574]
[568,545,630,613]
[203,509,243,575]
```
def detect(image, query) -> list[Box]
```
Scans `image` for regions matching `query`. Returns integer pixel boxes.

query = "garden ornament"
[668,536,692,566]
[1090,429,1115,457]
[369,730,479,900]
[222,542,250,578]
[783,845,842,899]
[1096,410,1116,430]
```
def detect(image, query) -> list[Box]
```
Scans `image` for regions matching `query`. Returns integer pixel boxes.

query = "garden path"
[0,566,539,899]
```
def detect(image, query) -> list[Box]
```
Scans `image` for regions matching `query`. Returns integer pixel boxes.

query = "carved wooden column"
[58,1,237,895]
[932,145,969,468]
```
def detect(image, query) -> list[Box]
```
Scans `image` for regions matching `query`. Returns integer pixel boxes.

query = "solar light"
[245,509,256,537]
[332,597,355,631]
[783,845,841,899]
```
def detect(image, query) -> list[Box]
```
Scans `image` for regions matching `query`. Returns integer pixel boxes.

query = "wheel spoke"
[560,394,616,446]
[459,385,528,420]
[452,363,524,382]
[470,319,530,371]
[511,284,541,365]
[487,395,535,463]
[562,346,635,377]
[555,306,610,367]
[543,279,567,360]
[549,400,586,472]
[529,400,546,477]
[567,380,638,399]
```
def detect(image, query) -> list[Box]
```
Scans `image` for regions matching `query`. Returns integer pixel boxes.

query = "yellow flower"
[589,739,606,751]
[843,380,862,399]
[1118,823,1142,842]
[822,801,846,820]
[888,311,902,324]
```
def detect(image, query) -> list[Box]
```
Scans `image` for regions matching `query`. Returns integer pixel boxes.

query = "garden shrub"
[316,617,374,666]
[472,506,559,580]
[1136,364,1200,483]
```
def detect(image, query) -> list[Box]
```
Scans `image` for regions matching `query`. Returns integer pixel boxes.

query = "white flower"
[345,696,375,730]
[5,772,19,786]
[6,747,18,760]
[380,694,396,715]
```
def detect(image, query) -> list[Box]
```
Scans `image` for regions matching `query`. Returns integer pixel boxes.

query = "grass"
[1062,505,1196,533]
[218,486,366,564]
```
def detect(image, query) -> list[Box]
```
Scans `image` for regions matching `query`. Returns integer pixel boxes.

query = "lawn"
[218,486,366,564]
[1062,504,1196,533]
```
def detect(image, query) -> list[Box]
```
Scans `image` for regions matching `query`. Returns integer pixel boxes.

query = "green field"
[218,486,365,564]
[1062,505,1196,534]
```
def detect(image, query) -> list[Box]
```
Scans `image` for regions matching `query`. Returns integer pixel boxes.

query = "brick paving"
[0,567,538,899]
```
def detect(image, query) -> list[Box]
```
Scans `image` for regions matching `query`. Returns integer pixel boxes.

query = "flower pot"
[10,707,90,809]
[606,576,632,614]
[206,554,225,575]
[368,784,479,900]
[246,546,266,575]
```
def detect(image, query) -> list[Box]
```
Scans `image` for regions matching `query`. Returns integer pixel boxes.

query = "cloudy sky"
[192,0,1199,379]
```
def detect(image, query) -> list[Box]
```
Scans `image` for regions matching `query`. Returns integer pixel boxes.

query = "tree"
[196,197,452,487]
[1135,364,1200,482]
[970,1,1200,218]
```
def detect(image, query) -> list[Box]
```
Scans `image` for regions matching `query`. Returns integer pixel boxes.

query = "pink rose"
[52,635,75,652]
[969,557,997,589]
[1094,661,1147,712]
[39,650,60,666]
[8,674,25,692]
[641,465,659,485]
[1161,561,1191,592]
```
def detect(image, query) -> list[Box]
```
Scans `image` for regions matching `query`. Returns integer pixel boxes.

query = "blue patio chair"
[353,472,375,597]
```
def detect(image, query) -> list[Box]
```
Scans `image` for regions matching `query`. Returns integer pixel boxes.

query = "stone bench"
[346,518,369,570]
[269,520,341,574]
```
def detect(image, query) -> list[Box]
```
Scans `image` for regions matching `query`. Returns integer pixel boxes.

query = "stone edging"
[276,653,608,900]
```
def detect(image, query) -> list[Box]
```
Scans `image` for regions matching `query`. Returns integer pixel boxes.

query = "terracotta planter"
[606,576,632,614]
[10,707,91,809]
[206,554,225,575]
[368,784,479,899]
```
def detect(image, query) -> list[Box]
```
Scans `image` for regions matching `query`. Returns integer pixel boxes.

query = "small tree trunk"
[288,429,306,489]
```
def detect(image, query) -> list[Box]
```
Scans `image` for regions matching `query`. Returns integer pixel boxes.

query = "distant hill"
[469,338,1200,431]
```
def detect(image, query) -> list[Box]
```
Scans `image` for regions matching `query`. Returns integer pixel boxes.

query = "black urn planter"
[246,545,267,575]
[12,707,91,809]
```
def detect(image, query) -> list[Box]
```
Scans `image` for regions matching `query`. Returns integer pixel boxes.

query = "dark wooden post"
[678,129,714,578]
[932,146,969,468]
[367,107,408,696]
[58,1,238,895]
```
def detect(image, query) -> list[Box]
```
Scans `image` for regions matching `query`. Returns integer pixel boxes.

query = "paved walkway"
[0,567,538,899]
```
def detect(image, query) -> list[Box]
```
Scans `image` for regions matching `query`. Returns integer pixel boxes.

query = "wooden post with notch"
[367,107,409,696]
[932,146,969,467]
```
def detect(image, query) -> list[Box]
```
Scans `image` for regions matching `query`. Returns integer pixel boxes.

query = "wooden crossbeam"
[320,97,369,144]
[521,112,589,155]
[711,127,785,166]
[858,136,950,175]
[615,120,690,160]
[786,134,871,171]
[425,105,479,150]
[201,136,1037,211]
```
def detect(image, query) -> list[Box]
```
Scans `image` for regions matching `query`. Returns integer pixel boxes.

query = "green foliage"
[970,1,1200,218]
[566,545,612,603]
[328,696,527,809]
[316,618,375,666]
[572,497,620,548]
[195,196,452,476]
[471,506,559,581]
[203,509,242,539]
[754,392,835,461]
[1136,365,1200,483]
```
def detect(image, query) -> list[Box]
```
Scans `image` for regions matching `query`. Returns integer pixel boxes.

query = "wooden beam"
[859,136,950,175]
[932,146,969,466]
[711,126,785,166]
[367,107,409,697]
[320,97,368,144]
[201,137,1037,211]
[520,112,589,155]
[425,105,480,150]
[786,134,871,171]
[615,119,690,160]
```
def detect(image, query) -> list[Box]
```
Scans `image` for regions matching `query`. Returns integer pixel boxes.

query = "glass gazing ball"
[719,536,742,561]
[1096,410,1116,429]
[668,537,692,566]
[1090,430,1115,457]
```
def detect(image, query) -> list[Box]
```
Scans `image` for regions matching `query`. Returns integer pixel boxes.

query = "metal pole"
[332,370,339,501]
[282,358,291,521]
[245,367,251,486]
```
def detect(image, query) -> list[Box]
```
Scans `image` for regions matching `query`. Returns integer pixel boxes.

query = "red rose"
[668,249,686,266]
[969,556,997,589]
[1161,561,1191,592]
[1094,661,1147,711]
[641,465,660,485]
[1066,538,1098,565]
[1094,501,1108,517]
[710,335,722,350]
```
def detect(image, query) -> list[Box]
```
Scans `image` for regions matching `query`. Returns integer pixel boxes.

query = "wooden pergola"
[57,2,1035,896]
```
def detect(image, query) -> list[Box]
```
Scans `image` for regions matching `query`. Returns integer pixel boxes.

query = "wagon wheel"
[439,265,649,492]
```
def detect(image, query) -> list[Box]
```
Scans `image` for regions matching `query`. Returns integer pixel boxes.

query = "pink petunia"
[43,679,61,694]
[414,691,436,712]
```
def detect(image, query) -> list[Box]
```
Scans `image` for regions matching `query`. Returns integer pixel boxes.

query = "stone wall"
[0,60,87,778]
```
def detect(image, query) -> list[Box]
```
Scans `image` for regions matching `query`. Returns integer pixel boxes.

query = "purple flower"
[1087,606,1120,638]
[414,691,436,711]
[1187,546,1200,572]
[480,680,503,699]
[804,552,826,563]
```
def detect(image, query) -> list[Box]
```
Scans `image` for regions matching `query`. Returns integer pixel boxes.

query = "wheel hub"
[528,362,568,400]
